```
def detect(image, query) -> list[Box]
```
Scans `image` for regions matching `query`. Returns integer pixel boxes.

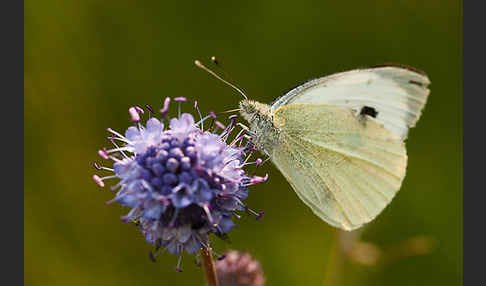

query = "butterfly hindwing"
[271,104,407,230]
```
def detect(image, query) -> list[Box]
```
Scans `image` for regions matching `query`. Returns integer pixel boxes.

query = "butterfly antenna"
[194,59,248,100]
[217,108,241,114]
[210,56,237,83]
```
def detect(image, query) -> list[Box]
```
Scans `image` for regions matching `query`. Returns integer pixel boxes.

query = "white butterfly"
[237,64,430,231]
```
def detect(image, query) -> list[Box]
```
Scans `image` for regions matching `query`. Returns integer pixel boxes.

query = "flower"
[92,97,267,268]
[215,250,265,286]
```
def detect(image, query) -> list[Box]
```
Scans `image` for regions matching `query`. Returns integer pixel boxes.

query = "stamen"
[100,175,117,181]
[228,114,238,120]
[230,135,244,147]
[128,107,141,122]
[221,126,235,141]
[145,104,155,114]
[92,175,105,187]
[160,97,171,118]
[93,162,114,171]
[93,162,102,170]
[238,201,264,220]
[148,240,168,262]
[202,204,215,225]
[106,189,133,205]
[249,174,268,185]
[241,160,260,167]
[230,129,246,147]
[110,182,123,192]
[195,236,210,249]
[195,114,213,127]
[209,111,217,118]
[174,97,186,117]
[222,157,240,170]
[256,211,265,220]
[250,158,268,176]
[212,172,241,183]
[246,208,264,220]
[240,134,254,148]
[106,147,131,154]
[98,149,109,160]
[109,156,122,163]
[215,121,225,130]
[135,106,145,114]
[171,184,184,194]
[242,152,253,166]
[208,118,215,131]
[175,254,183,272]
[149,251,156,262]
[107,136,130,144]
[108,140,130,159]
[120,215,130,223]
[106,128,131,144]
[194,100,204,130]
[140,180,155,193]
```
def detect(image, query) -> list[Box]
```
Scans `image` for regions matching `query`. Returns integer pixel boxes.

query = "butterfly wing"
[271,104,407,230]
[271,65,430,139]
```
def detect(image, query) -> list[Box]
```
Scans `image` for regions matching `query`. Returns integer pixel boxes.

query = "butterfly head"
[239,99,272,123]
[239,99,256,121]
[239,99,280,153]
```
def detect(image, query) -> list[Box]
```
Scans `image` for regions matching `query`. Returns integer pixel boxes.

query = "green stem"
[323,229,344,286]
[323,228,364,286]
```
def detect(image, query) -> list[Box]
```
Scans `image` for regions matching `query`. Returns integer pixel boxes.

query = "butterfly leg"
[237,122,256,136]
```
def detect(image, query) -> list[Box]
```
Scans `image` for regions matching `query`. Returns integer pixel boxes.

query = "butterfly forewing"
[271,66,430,139]
[271,104,407,230]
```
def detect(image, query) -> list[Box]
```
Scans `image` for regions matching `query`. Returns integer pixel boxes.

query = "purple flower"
[215,250,266,286]
[93,98,267,265]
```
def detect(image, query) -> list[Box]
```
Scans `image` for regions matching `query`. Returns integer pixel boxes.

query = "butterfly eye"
[241,101,255,113]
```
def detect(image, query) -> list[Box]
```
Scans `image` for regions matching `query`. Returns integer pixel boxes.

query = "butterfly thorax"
[239,100,280,154]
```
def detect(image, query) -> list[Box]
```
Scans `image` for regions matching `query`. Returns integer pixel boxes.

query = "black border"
[4,1,24,285]
[464,0,481,285]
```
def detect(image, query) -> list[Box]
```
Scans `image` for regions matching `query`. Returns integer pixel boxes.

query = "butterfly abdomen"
[239,100,281,154]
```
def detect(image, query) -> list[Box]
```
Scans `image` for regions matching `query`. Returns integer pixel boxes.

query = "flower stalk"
[200,245,220,286]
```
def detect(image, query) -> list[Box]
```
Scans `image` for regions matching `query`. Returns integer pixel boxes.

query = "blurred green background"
[24,1,462,285]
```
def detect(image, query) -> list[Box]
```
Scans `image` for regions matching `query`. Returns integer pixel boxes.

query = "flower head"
[215,250,265,286]
[93,98,267,265]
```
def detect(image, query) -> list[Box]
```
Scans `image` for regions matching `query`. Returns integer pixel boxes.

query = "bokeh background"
[24,1,462,285]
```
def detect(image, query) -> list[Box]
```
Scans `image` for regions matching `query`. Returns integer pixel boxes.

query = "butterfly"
[197,61,430,231]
